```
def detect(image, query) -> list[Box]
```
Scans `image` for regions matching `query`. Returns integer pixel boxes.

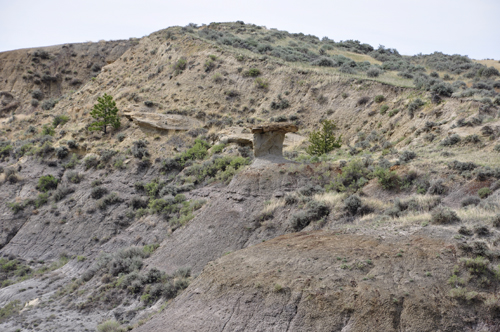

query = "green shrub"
[148,180,167,198]
[64,154,79,169]
[380,105,389,114]
[114,155,126,169]
[254,77,269,89]
[0,300,22,324]
[41,124,55,136]
[179,139,210,165]
[212,73,223,83]
[143,243,160,255]
[374,167,400,189]
[52,115,70,128]
[374,95,385,103]
[0,144,12,158]
[211,143,226,155]
[34,192,49,208]
[174,57,187,74]
[327,158,372,192]
[7,202,25,214]
[243,68,260,77]
[38,175,58,192]
[388,109,399,117]
[462,256,490,274]
[478,187,492,199]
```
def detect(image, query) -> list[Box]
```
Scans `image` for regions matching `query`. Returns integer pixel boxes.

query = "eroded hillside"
[0,22,500,332]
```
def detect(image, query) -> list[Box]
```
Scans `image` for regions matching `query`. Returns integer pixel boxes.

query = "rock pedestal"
[251,123,298,159]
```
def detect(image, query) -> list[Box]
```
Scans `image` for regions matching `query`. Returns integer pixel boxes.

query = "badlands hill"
[0,21,500,331]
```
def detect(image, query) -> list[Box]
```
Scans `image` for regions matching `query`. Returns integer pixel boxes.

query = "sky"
[1,0,499,59]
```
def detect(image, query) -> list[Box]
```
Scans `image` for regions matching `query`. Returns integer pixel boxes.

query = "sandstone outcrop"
[217,126,306,149]
[123,111,203,132]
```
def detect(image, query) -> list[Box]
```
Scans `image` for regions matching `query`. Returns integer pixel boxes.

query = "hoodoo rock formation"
[251,123,298,165]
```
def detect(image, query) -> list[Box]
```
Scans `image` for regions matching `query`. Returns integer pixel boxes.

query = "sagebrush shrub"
[345,195,362,215]
[461,196,480,207]
[55,146,69,159]
[431,206,460,224]
[91,187,108,199]
[290,200,329,231]
[428,179,447,195]
[367,68,381,77]
[399,150,417,163]
[440,134,461,146]
[357,96,370,106]
[66,171,82,184]
[243,68,260,77]
[53,186,75,202]
[132,140,149,159]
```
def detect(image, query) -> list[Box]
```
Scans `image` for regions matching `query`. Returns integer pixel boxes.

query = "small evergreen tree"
[88,94,120,134]
[306,119,342,155]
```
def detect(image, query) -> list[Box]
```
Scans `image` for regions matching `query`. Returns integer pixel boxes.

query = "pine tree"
[88,94,120,134]
[306,119,342,155]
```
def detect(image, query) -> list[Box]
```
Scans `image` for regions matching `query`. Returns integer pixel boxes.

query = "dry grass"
[415,144,500,168]
[363,197,392,211]
[401,195,443,212]
[261,199,285,215]
[324,49,382,65]
[456,205,500,223]
[313,192,345,209]
[390,211,432,225]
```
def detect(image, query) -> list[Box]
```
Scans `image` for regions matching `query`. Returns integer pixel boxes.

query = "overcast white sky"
[1,0,499,59]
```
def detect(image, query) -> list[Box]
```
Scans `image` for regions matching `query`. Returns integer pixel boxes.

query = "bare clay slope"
[145,162,332,275]
[137,231,499,332]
